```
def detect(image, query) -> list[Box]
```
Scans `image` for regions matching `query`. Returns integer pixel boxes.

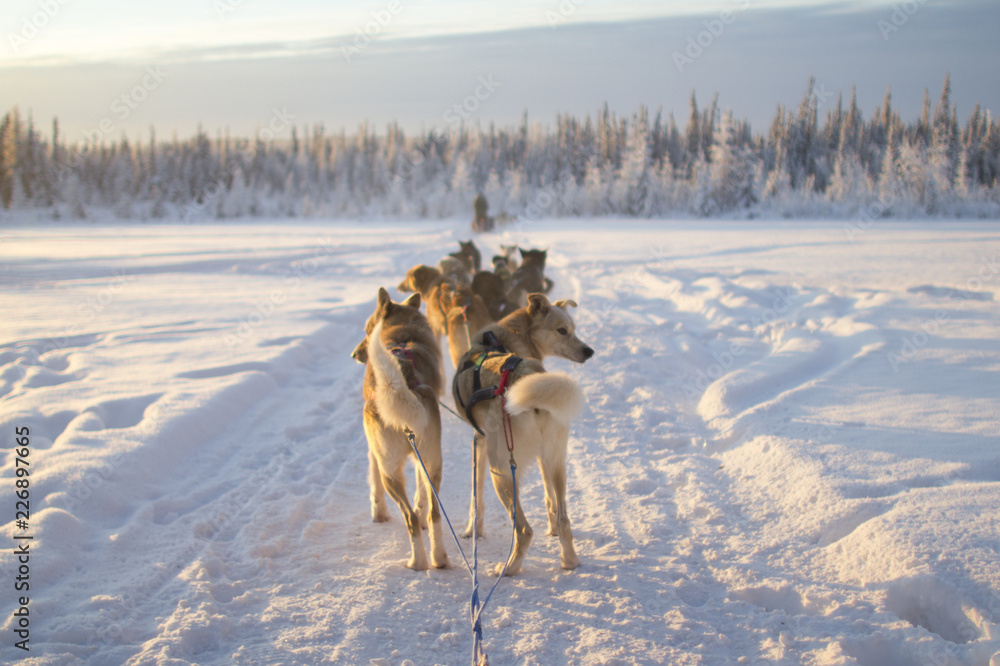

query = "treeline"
[1,75,998,221]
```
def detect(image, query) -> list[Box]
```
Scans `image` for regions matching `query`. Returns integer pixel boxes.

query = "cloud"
[1,1,997,143]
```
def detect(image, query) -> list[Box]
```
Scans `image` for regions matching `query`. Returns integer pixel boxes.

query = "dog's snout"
[582,345,595,360]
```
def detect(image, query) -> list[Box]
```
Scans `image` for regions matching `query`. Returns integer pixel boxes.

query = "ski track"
[1,219,999,665]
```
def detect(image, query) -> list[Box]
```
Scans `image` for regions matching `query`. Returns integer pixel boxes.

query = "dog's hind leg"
[539,459,559,537]
[464,433,487,539]
[381,467,430,571]
[364,419,391,523]
[413,425,449,569]
[413,470,428,530]
[540,458,579,571]
[490,466,533,576]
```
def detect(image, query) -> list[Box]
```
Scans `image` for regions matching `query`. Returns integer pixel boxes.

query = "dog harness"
[453,330,523,435]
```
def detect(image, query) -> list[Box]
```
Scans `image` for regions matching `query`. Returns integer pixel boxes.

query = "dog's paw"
[462,523,484,539]
[560,555,580,570]
[493,561,520,577]
[372,508,391,523]
[407,556,430,571]
[432,554,450,570]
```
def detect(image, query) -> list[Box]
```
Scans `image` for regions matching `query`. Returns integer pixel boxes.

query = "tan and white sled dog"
[452,293,594,576]
[441,282,492,370]
[397,264,451,340]
[351,288,449,571]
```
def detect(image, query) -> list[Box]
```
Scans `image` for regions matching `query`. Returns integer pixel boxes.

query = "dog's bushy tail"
[505,372,583,426]
[367,321,428,432]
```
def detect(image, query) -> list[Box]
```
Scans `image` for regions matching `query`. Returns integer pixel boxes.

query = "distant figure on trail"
[472,193,494,232]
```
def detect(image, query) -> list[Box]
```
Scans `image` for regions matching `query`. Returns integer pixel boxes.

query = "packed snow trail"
[1,218,999,665]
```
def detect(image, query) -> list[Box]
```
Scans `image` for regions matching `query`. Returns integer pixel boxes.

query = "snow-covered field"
[1,216,999,665]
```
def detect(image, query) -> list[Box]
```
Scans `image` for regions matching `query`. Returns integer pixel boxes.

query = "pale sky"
[2,0,997,143]
[1,0,893,65]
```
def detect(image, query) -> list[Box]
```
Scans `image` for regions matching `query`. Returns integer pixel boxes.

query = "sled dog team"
[352,241,594,575]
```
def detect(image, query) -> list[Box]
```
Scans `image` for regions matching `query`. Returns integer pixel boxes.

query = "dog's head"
[445,282,475,309]
[500,244,519,260]
[519,248,547,268]
[351,287,422,364]
[526,293,594,363]
[458,240,478,257]
[397,265,441,295]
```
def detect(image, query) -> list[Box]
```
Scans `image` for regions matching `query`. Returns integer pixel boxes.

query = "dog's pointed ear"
[377,287,392,308]
[351,338,369,364]
[554,299,578,310]
[402,292,421,309]
[527,293,551,317]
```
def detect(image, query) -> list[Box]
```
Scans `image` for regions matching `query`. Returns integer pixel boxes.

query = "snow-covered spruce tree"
[613,107,653,216]
[583,154,610,216]
[877,122,906,214]
[827,92,873,210]
[695,111,757,216]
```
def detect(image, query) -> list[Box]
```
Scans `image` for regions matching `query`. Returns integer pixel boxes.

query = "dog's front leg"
[463,433,487,538]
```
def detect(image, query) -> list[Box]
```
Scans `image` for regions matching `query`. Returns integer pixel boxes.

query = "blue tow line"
[405,428,517,666]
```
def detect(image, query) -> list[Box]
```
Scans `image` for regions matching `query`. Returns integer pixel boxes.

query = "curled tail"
[367,321,428,432]
[505,372,583,426]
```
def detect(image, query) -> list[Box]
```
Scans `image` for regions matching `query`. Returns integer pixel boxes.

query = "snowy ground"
[1,216,999,666]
